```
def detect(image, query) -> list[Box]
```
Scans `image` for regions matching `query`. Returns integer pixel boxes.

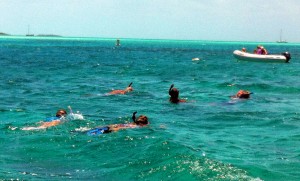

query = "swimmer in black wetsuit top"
[169,84,186,103]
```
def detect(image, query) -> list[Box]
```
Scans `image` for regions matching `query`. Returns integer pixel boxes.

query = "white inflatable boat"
[233,50,291,63]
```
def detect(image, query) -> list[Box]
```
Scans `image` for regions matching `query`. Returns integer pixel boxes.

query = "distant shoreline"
[36,34,62,37]
[0,32,299,44]
[0,32,10,36]
[0,32,61,37]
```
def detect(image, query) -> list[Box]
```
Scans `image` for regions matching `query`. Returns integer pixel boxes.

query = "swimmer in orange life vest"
[232,90,251,99]
[169,84,186,103]
[109,82,133,95]
[86,112,148,135]
[21,109,67,130]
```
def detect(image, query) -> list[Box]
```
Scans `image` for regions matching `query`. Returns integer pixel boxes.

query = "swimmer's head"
[236,90,251,99]
[169,84,181,103]
[135,115,148,125]
[125,82,133,92]
[125,86,133,92]
[169,88,179,98]
[56,109,67,117]
[132,111,148,126]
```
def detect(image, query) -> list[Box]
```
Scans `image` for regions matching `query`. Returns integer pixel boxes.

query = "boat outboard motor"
[281,52,291,62]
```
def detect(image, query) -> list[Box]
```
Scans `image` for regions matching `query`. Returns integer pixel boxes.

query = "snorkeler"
[108,82,133,95]
[169,84,186,103]
[231,90,251,99]
[86,111,148,135]
[21,109,67,130]
[21,106,84,131]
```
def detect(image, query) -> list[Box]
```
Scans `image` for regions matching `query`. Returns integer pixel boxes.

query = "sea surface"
[1,36,300,181]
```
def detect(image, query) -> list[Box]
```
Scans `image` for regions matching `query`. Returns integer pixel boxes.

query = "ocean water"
[1,36,300,181]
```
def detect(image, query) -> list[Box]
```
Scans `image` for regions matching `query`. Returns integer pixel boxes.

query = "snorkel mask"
[56,109,67,118]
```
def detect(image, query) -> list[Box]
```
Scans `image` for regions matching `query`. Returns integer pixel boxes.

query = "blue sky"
[1,0,300,42]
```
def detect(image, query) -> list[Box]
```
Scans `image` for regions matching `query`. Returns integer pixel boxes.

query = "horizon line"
[0,33,298,44]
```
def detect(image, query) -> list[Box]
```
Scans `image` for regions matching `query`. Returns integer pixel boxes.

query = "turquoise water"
[1,36,300,180]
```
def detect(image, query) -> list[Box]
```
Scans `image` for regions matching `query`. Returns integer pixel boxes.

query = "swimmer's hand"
[68,105,73,113]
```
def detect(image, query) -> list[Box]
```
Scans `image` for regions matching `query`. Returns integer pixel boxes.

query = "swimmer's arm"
[179,99,187,102]
[22,120,61,130]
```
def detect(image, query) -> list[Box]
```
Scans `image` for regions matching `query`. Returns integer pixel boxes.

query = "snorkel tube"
[169,84,174,96]
[132,111,138,124]
[125,82,133,93]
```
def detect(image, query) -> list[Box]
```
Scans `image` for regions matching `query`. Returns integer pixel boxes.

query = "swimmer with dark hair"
[21,109,67,130]
[109,82,133,95]
[169,84,186,103]
[86,111,149,135]
[231,90,252,99]
[21,106,84,131]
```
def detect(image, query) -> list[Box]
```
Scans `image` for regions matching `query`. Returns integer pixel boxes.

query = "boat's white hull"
[233,50,290,63]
